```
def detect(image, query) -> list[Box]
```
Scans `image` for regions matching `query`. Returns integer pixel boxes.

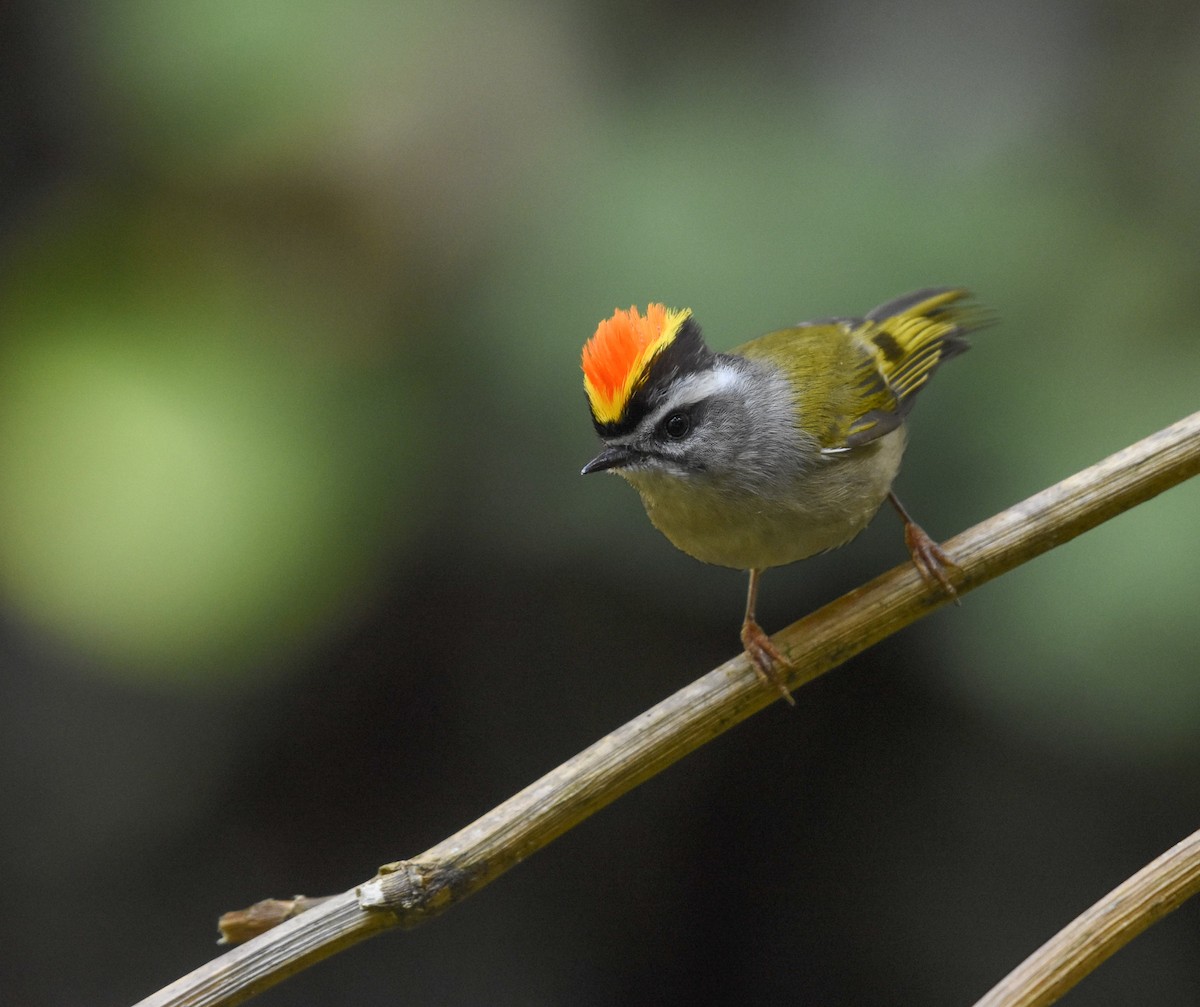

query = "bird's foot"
[902,520,962,603]
[740,618,796,706]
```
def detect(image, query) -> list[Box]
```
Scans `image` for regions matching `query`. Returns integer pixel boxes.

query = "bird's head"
[580,304,766,482]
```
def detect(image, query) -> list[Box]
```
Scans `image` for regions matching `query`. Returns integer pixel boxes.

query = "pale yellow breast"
[623,426,906,570]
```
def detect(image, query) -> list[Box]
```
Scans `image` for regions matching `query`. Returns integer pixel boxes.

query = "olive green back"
[734,288,980,451]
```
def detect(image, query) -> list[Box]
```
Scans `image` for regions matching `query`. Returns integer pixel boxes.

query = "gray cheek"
[704,406,751,465]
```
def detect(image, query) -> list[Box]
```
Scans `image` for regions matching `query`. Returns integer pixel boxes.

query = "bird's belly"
[624,429,905,570]
[640,489,880,570]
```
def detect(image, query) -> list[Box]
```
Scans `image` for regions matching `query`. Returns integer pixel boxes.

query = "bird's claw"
[740,618,796,706]
[903,521,962,604]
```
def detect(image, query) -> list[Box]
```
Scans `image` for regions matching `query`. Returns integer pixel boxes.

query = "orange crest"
[582,304,691,425]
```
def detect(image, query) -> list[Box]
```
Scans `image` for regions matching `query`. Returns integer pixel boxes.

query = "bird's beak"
[581,444,634,475]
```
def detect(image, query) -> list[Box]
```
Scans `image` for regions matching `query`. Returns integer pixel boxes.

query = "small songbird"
[580,288,985,704]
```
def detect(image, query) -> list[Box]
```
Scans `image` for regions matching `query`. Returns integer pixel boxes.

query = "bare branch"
[217,897,335,946]
[134,411,1200,1007]
[973,827,1200,1007]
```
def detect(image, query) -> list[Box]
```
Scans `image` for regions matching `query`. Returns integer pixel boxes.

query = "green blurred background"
[2,2,1198,1004]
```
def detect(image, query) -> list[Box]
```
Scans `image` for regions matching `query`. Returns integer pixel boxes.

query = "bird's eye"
[663,411,691,439]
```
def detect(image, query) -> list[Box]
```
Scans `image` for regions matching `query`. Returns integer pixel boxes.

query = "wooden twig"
[135,411,1200,1007]
[973,827,1200,1007]
[216,896,335,946]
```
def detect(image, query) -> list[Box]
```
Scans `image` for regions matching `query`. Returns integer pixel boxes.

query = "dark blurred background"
[2,2,1198,1005]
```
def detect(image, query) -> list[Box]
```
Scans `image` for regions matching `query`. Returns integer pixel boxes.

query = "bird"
[579,287,986,704]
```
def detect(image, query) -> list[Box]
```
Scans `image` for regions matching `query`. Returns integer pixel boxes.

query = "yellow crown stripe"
[582,305,691,425]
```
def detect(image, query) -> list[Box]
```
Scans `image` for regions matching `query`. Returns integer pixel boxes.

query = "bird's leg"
[888,492,961,601]
[739,568,795,706]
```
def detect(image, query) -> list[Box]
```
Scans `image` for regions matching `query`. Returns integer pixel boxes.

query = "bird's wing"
[736,288,979,452]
